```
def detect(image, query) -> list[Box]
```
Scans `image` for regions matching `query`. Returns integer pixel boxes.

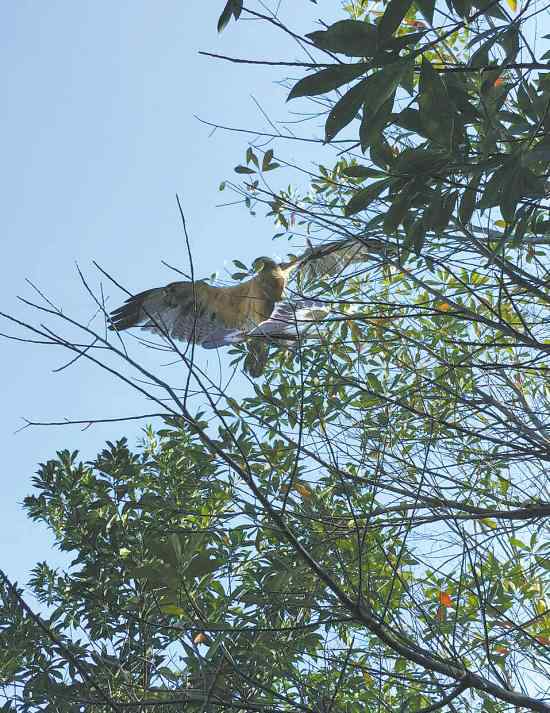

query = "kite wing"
[280,236,394,283]
[109,274,279,346]
[201,300,330,349]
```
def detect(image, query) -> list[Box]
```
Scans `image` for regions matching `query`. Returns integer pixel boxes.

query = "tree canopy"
[1,1,549,712]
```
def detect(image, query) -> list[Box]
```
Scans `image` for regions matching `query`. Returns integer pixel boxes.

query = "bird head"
[252,256,279,274]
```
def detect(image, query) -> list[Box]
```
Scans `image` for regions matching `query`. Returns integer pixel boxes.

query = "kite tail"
[244,341,270,378]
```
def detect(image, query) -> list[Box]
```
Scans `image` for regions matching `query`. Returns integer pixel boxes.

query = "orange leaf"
[494,77,504,87]
[194,632,209,645]
[439,591,453,607]
[495,645,509,655]
[438,302,451,312]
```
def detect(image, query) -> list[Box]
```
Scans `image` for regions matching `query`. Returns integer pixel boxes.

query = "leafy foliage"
[1,1,550,712]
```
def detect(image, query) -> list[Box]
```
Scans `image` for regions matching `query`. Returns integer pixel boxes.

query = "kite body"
[109,259,326,376]
[109,237,389,375]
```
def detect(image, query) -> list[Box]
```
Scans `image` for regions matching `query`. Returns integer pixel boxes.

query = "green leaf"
[523,145,550,165]
[449,0,472,16]
[217,0,242,33]
[459,174,481,225]
[306,20,379,57]
[468,36,495,68]
[370,136,395,169]
[417,59,460,147]
[394,147,448,176]
[509,537,528,550]
[500,26,520,61]
[478,166,508,210]
[262,149,274,170]
[423,190,458,232]
[472,0,507,19]
[360,94,395,151]
[383,189,414,234]
[246,147,259,167]
[435,191,458,231]
[234,165,256,174]
[499,169,524,222]
[367,61,411,115]
[415,0,435,23]
[446,73,481,121]
[367,373,384,391]
[325,79,369,142]
[344,179,391,215]
[342,165,386,179]
[160,604,186,617]
[378,0,413,39]
[186,552,223,578]
[393,108,426,135]
[419,57,448,101]
[288,64,368,100]
[409,218,426,255]
[531,219,550,235]
[385,30,426,52]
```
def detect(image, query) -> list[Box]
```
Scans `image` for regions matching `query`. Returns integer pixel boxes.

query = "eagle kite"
[108,237,388,376]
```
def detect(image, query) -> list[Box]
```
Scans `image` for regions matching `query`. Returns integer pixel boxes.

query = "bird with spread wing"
[108,237,389,376]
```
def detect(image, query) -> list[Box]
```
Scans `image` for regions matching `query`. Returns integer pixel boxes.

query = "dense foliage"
[1,1,549,711]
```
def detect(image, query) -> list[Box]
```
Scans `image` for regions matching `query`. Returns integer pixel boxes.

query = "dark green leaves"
[500,167,545,222]
[477,160,545,222]
[383,188,415,233]
[325,61,410,143]
[459,174,481,224]
[424,190,458,231]
[344,178,391,215]
[393,148,449,176]
[378,0,413,39]
[416,58,469,149]
[262,149,280,171]
[325,79,370,142]
[407,218,427,254]
[472,0,507,20]
[234,165,256,174]
[288,64,368,101]
[342,165,387,179]
[360,94,395,151]
[306,18,423,57]
[217,0,242,32]
[306,20,379,57]
[420,58,451,103]
[415,0,436,23]
[234,149,279,175]
[500,26,520,61]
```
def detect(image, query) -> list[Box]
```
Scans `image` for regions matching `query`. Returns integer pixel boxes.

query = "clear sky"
[0,1,342,587]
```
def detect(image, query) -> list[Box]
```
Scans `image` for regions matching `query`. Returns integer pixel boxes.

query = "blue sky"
[0,1,342,586]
